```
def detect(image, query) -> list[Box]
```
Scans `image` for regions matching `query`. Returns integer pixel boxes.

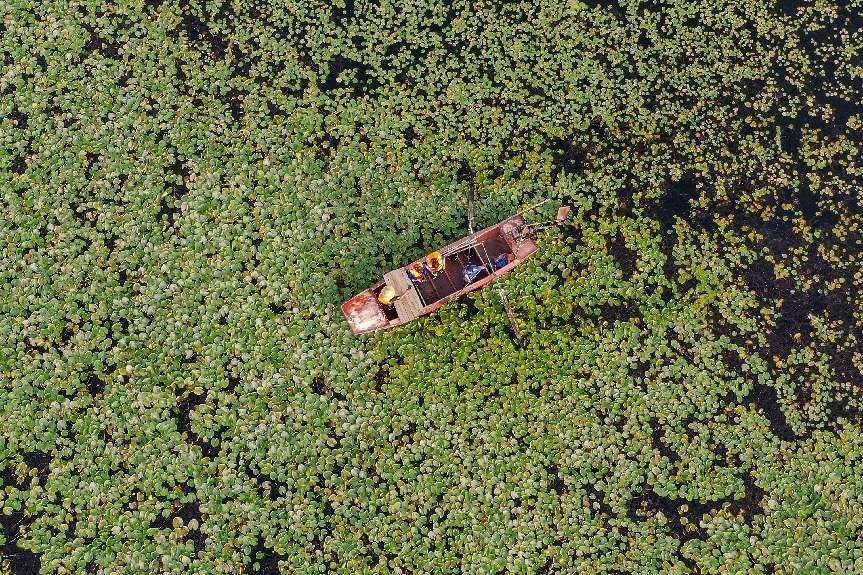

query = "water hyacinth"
[2,0,863,573]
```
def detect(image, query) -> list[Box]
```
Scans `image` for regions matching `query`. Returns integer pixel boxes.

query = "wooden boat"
[342,204,569,334]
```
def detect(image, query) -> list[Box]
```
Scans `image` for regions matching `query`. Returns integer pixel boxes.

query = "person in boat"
[407,262,427,283]
[378,285,397,307]
[407,251,446,283]
[425,251,445,275]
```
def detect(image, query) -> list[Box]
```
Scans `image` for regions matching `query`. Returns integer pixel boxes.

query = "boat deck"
[384,269,424,322]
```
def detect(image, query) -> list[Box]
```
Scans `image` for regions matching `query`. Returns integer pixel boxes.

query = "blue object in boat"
[491,253,509,270]
[463,264,484,283]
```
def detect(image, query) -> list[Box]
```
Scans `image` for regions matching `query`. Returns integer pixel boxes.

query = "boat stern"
[341,290,389,334]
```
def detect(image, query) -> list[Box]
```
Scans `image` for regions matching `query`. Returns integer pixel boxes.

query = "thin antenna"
[467,187,475,234]
[521,205,572,234]
[514,198,551,219]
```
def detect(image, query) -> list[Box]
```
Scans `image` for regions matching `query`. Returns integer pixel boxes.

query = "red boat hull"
[342,214,538,334]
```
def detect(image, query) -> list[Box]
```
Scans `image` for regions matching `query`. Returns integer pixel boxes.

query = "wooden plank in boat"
[384,269,423,321]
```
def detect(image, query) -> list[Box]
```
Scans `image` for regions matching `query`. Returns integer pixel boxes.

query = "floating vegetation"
[2,0,862,573]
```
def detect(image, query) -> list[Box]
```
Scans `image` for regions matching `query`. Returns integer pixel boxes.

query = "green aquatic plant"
[2,0,863,573]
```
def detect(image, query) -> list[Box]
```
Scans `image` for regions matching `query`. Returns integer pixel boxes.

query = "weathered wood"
[384,269,424,321]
